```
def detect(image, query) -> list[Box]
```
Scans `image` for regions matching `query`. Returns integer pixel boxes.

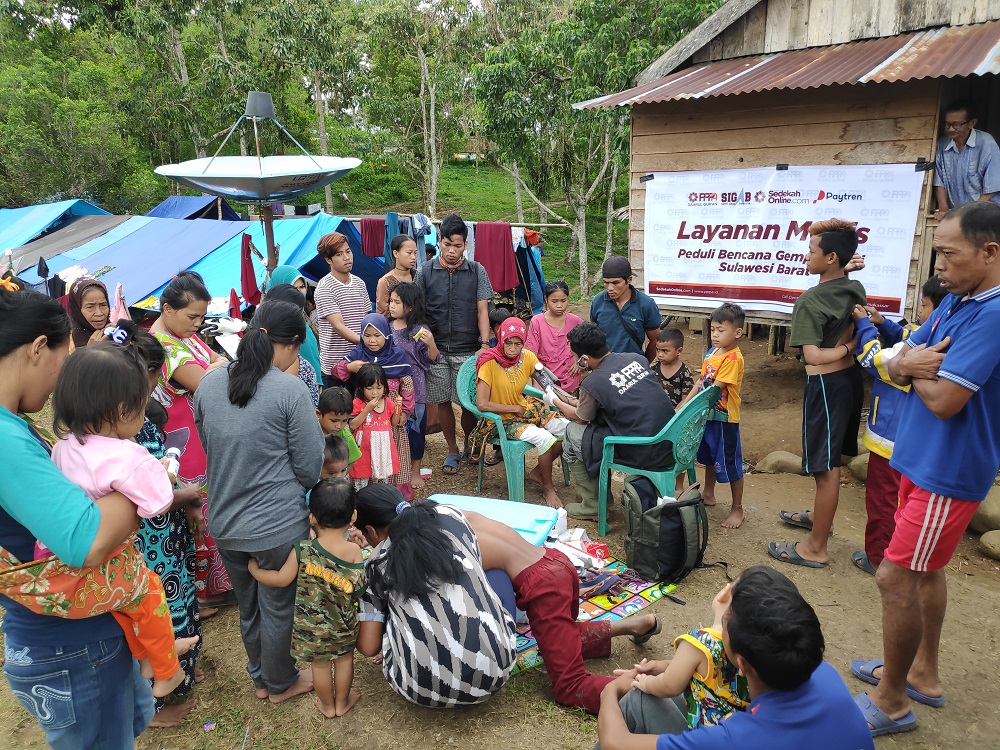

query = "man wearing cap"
[590,256,662,360]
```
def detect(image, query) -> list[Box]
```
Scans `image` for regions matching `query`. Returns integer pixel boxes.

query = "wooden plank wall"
[627,80,940,322]
[693,0,995,62]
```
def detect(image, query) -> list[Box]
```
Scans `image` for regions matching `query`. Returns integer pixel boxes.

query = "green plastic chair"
[456,356,570,503]
[596,385,721,536]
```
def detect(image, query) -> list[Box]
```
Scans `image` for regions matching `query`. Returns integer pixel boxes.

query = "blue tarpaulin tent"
[80,218,250,300]
[147,196,242,221]
[1,200,109,256]
[294,217,382,303]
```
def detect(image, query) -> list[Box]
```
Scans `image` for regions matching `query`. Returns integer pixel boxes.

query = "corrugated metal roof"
[580,20,1000,109]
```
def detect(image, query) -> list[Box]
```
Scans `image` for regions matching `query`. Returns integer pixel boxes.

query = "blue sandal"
[850,658,945,707]
[443,453,461,475]
[854,692,917,737]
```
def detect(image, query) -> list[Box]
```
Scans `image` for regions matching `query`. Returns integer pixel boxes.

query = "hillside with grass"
[324,160,629,300]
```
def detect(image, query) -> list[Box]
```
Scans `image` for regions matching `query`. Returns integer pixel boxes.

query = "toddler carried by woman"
[28,325,198,697]
[249,478,365,718]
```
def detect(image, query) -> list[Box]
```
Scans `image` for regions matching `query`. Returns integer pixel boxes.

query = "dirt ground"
[2,319,999,749]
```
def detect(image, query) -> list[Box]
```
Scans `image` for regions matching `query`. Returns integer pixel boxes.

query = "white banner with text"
[643,164,925,316]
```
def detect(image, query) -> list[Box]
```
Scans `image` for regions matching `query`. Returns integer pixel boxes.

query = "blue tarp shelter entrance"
[147,196,242,222]
[1,200,109,258]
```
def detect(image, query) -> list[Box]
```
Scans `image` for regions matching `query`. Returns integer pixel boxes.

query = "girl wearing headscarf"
[333,314,415,498]
[266,266,322,377]
[470,317,569,508]
[68,277,111,350]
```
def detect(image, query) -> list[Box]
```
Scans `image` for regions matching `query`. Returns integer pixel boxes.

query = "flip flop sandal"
[778,509,834,537]
[484,451,504,467]
[459,449,472,464]
[850,659,945,708]
[631,615,661,645]
[443,453,461,475]
[851,550,877,576]
[767,541,827,568]
[854,692,917,737]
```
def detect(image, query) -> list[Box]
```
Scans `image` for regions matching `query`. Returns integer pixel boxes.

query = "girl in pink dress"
[349,363,400,488]
[525,280,584,393]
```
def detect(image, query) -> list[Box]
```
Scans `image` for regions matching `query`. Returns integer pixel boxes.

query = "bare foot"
[721,507,745,529]
[411,475,425,490]
[268,670,314,704]
[152,667,187,698]
[314,695,338,719]
[194,666,205,684]
[527,467,542,487]
[199,606,219,620]
[176,635,199,656]
[335,689,361,716]
[148,698,196,728]
[373,654,384,666]
[542,488,563,509]
[255,686,269,699]
[702,494,717,507]
[139,657,154,681]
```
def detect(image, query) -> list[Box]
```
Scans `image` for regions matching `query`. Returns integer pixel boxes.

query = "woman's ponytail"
[227,300,304,407]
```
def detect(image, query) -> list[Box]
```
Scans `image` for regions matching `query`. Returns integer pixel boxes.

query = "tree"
[476,0,721,293]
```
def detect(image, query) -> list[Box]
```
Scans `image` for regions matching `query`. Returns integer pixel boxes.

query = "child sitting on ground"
[249,478,365,718]
[848,275,947,575]
[35,328,198,697]
[317,387,362,466]
[773,218,867,569]
[631,579,750,727]
[651,327,694,409]
[322,434,352,480]
[349,363,401,489]
[681,303,746,529]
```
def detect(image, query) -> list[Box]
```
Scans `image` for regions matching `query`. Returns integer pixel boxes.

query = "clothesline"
[341,214,571,229]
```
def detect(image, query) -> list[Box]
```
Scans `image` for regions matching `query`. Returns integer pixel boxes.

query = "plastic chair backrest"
[456,356,489,419]
[661,385,720,469]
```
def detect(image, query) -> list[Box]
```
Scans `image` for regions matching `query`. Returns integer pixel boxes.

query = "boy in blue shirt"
[597,565,874,750]
[849,276,947,575]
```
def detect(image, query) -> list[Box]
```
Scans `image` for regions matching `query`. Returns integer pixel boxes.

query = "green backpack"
[623,478,709,585]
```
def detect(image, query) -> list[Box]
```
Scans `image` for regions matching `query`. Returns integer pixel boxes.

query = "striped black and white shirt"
[359,505,516,707]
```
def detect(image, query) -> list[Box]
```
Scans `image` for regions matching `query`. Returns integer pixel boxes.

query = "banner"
[643,165,925,316]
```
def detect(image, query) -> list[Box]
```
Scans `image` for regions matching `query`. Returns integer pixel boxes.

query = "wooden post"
[261,204,278,271]
[768,324,779,356]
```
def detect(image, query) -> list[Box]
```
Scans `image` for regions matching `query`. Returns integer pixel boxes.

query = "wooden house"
[582,0,1000,325]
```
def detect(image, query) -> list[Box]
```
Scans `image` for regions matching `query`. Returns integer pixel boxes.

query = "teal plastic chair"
[596,385,720,536]
[456,356,570,502]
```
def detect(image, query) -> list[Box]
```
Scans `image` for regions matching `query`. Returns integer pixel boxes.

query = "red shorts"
[883,476,979,572]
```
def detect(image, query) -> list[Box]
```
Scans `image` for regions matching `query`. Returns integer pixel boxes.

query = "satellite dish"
[156,92,361,271]
[155,155,362,203]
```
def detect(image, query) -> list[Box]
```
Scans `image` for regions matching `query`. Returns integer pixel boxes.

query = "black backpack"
[623,477,709,585]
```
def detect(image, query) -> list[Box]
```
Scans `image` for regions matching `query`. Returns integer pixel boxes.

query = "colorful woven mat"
[512,557,674,675]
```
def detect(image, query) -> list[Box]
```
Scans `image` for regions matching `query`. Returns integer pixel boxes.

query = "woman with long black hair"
[354,485,517,708]
[194,300,325,703]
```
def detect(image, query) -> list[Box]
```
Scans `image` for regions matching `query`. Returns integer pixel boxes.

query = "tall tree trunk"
[573,201,589,295]
[314,70,333,214]
[417,45,436,217]
[604,156,620,262]
[512,160,524,223]
[167,25,205,158]
[427,79,440,218]
[566,229,577,263]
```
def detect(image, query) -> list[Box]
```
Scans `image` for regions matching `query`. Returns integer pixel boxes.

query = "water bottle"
[164,448,181,479]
